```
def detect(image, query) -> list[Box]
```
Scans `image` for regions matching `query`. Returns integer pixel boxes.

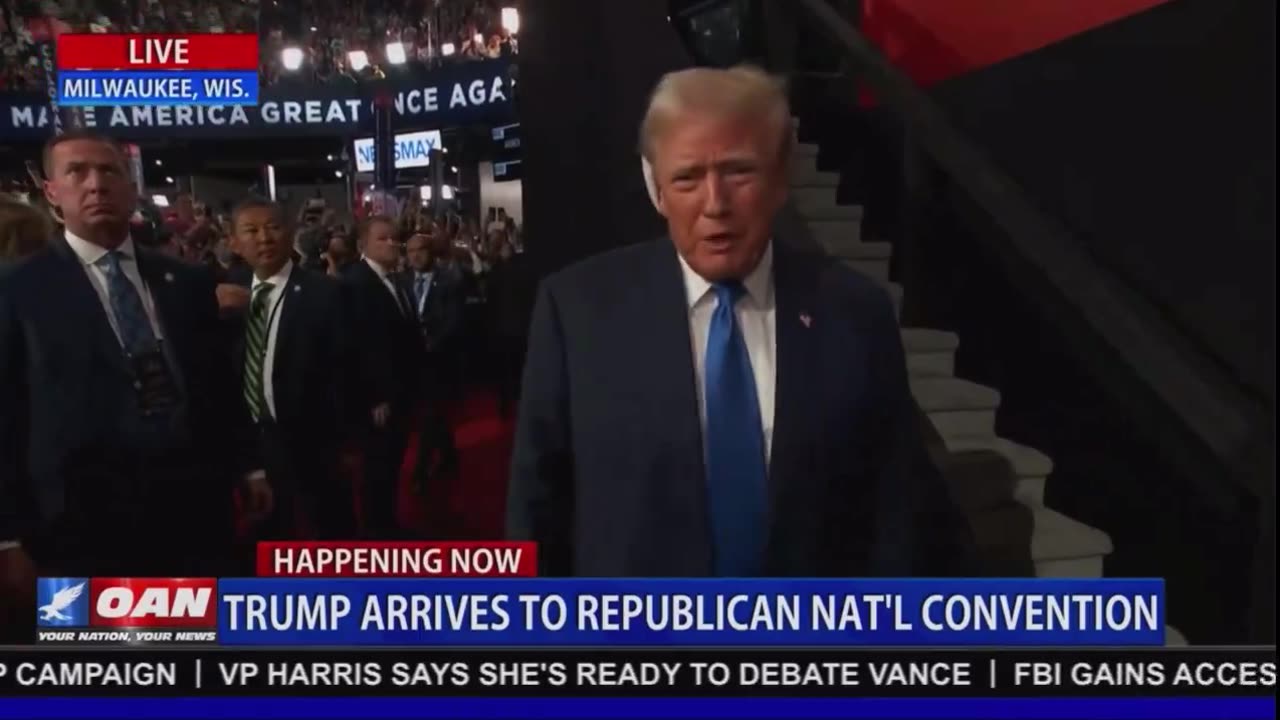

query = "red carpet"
[397,389,516,539]
[235,389,515,541]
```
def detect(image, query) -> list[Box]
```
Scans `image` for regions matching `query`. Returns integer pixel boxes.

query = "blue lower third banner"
[215,578,1166,646]
[0,698,1271,719]
[57,71,259,107]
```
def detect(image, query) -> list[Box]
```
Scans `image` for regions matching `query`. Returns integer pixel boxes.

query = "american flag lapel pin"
[163,272,174,283]
[293,284,302,293]
[799,313,812,328]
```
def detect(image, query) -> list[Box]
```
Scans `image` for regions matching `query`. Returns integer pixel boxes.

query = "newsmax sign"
[353,129,442,173]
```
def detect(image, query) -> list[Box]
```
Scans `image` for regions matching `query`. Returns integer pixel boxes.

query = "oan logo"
[36,577,89,627]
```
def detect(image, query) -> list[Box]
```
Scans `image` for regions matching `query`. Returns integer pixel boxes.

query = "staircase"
[789,131,1189,645]
[789,136,1119,569]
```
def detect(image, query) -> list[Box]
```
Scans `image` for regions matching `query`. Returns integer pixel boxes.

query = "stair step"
[811,221,875,256]
[797,196,864,221]
[842,257,889,281]
[912,377,1000,439]
[944,436,1053,507]
[789,167,840,187]
[788,154,819,177]
[903,328,959,378]
[795,142,820,158]
[1031,508,1113,578]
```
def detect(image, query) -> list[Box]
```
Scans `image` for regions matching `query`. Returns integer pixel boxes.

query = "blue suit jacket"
[508,239,974,577]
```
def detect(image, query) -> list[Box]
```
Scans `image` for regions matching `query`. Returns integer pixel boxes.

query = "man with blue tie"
[508,67,973,577]
[0,132,269,620]
[400,234,461,505]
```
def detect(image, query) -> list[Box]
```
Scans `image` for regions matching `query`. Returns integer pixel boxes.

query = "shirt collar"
[65,229,136,267]
[677,240,774,310]
[252,259,293,291]
[363,255,393,279]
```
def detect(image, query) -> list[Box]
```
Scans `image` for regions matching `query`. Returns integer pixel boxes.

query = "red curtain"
[861,0,1170,87]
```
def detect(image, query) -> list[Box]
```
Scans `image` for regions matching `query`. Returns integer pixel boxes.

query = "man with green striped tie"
[233,198,354,538]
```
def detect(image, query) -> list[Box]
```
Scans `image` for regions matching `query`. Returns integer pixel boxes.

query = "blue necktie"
[415,274,429,310]
[704,281,767,576]
[96,250,157,356]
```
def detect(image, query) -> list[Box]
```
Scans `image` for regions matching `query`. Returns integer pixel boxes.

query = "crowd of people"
[0,132,536,635]
[0,0,516,91]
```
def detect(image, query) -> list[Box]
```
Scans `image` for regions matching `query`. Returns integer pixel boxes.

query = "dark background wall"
[517,0,688,279]
[928,0,1276,406]
[880,0,1275,640]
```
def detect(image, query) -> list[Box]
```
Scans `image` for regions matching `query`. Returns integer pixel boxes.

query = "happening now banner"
[0,58,515,140]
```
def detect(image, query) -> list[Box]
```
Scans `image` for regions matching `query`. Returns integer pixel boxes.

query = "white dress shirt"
[250,261,294,419]
[412,271,433,317]
[64,230,165,346]
[679,242,777,464]
[363,255,406,314]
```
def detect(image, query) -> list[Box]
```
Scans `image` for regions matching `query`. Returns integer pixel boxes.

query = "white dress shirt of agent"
[0,131,272,595]
[508,66,973,578]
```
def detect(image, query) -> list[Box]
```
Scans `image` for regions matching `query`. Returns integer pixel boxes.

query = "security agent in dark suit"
[0,131,271,616]
[231,198,354,538]
[342,216,424,538]
[509,67,974,577]
[399,234,462,501]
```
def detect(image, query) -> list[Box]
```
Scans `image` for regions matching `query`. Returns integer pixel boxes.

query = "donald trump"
[508,66,973,577]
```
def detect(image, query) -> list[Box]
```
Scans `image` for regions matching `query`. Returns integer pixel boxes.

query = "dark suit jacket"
[342,260,424,417]
[508,239,974,577]
[234,266,350,456]
[397,268,462,353]
[487,253,537,343]
[232,265,351,532]
[0,236,257,574]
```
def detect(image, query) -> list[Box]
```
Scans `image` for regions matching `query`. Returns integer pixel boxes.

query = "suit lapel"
[135,249,192,393]
[48,238,131,378]
[648,241,710,543]
[356,262,399,317]
[767,247,821,543]
[135,249,183,352]
[273,267,304,382]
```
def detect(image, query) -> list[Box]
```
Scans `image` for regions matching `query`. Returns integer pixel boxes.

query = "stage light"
[441,43,456,56]
[151,195,169,207]
[348,50,369,71]
[385,42,406,65]
[282,47,303,71]
[502,8,519,34]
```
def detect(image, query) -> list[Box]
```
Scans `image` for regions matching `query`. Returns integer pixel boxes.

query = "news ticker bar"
[0,649,1273,698]
[56,71,259,107]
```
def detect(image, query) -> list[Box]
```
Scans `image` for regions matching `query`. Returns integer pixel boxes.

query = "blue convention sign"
[1,57,514,139]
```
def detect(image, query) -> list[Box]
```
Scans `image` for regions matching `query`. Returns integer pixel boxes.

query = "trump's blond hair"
[639,65,792,166]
